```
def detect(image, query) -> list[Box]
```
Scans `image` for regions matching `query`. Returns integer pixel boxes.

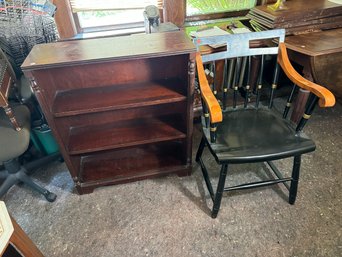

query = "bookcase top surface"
[22,31,195,70]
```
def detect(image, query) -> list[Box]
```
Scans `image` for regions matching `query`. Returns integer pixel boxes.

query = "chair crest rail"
[194,29,285,63]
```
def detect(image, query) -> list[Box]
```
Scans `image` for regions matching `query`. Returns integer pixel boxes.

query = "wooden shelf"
[53,79,186,117]
[68,116,186,155]
[80,142,186,183]
[22,31,195,194]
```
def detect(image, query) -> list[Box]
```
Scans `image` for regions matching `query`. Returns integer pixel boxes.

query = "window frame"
[72,12,147,34]
[69,0,162,34]
[53,0,265,39]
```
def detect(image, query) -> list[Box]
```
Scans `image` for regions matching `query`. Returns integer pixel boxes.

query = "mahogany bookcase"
[22,31,196,194]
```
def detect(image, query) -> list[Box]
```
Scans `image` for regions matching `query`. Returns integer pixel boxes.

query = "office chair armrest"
[196,53,223,124]
[277,43,335,108]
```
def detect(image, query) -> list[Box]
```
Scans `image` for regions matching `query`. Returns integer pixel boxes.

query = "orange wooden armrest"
[196,53,223,124]
[278,43,335,108]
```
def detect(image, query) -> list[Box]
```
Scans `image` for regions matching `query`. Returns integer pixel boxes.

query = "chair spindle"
[210,123,217,143]
[283,83,297,119]
[211,61,217,95]
[239,57,248,88]
[268,62,280,109]
[244,56,252,108]
[233,57,242,108]
[255,55,265,108]
[202,99,210,128]
[223,58,236,110]
[296,93,319,132]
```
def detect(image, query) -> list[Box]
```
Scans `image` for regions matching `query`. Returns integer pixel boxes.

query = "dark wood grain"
[163,0,186,27]
[248,0,342,35]
[252,0,342,23]
[22,31,195,193]
[55,102,186,148]
[80,142,185,182]
[285,28,342,57]
[0,62,21,131]
[0,66,11,101]
[9,216,44,257]
[53,79,186,117]
[313,52,342,100]
[52,0,77,39]
[68,115,186,155]
[21,31,195,69]
[285,28,342,110]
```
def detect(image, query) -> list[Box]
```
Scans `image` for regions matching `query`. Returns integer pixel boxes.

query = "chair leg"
[17,168,57,202]
[1,159,57,202]
[0,170,8,179]
[0,174,19,198]
[198,153,215,201]
[212,164,228,219]
[196,136,206,162]
[289,155,301,204]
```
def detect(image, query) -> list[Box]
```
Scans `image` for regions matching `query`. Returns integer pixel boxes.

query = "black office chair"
[0,52,58,202]
[194,29,335,218]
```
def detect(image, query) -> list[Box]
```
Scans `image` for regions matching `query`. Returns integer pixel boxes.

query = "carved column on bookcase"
[188,57,196,102]
[29,78,40,94]
[163,0,186,27]
[186,56,196,165]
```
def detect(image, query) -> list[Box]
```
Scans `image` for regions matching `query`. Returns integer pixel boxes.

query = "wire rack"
[0,0,58,76]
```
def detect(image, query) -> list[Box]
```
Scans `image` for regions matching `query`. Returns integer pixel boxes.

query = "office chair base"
[0,154,59,202]
[0,168,57,202]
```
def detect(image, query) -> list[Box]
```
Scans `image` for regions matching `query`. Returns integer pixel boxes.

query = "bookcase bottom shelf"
[75,141,192,194]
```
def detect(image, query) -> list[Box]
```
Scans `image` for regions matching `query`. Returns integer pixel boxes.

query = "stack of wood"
[247,0,342,35]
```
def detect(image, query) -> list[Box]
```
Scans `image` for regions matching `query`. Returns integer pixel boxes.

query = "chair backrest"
[0,58,21,131]
[194,29,335,142]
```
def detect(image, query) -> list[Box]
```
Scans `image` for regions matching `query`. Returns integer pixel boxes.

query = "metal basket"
[0,0,58,76]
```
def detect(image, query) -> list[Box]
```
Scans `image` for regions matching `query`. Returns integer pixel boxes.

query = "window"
[69,0,162,33]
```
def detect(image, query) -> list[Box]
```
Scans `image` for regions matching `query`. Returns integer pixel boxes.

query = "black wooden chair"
[194,29,335,218]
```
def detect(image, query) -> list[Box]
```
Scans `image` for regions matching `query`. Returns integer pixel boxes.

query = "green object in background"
[30,124,59,155]
[187,0,257,16]
[184,18,248,37]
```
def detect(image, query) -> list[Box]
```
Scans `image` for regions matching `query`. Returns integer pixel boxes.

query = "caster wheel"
[45,191,57,202]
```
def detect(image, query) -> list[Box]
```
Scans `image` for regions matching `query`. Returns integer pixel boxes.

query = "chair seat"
[0,105,31,162]
[203,108,316,164]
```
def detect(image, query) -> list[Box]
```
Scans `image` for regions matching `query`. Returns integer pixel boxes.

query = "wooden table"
[285,28,342,121]
[0,201,44,257]
[285,28,342,122]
